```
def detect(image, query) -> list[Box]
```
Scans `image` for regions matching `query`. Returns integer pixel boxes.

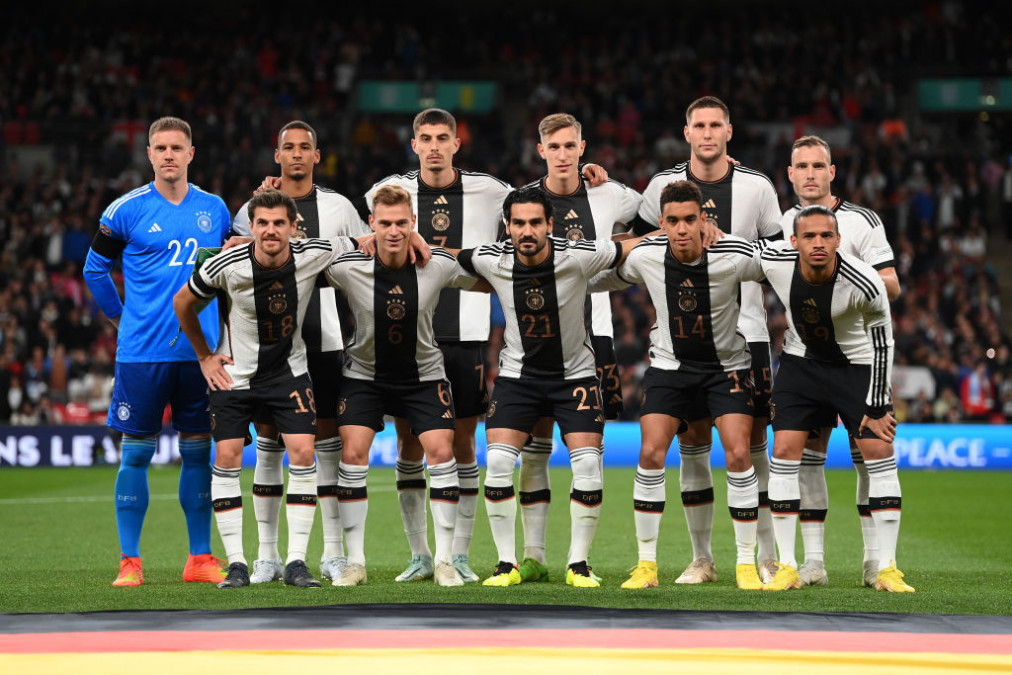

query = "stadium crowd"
[1,1,1011,425]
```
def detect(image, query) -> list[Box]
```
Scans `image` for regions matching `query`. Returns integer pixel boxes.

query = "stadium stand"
[1,2,1009,423]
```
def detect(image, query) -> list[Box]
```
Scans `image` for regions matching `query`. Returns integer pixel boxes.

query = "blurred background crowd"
[2,1,1010,424]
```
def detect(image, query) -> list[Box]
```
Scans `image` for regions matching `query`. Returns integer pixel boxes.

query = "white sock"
[727,467,759,565]
[253,437,284,561]
[519,436,552,563]
[285,463,317,564]
[211,465,244,565]
[568,446,603,565]
[768,458,801,569]
[799,448,828,564]
[678,442,713,561]
[337,462,369,566]
[315,437,344,560]
[396,458,431,558]
[853,447,879,563]
[633,465,665,562]
[866,454,902,571]
[751,442,776,564]
[453,461,480,557]
[427,459,459,565]
[484,443,519,564]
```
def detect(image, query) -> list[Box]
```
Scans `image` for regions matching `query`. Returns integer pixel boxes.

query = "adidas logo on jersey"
[270,281,284,291]
[442,410,453,419]
[680,279,695,288]
[565,209,579,220]
[148,223,162,233]
[389,285,404,295]
[433,195,449,205]
[803,298,817,307]
[702,199,716,209]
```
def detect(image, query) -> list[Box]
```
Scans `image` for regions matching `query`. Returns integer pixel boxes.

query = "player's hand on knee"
[859,413,896,443]
[199,354,234,391]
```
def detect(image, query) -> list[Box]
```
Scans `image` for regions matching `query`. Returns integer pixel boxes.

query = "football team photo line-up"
[85,97,911,593]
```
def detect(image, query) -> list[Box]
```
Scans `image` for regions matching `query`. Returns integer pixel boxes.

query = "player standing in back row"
[515,113,642,584]
[780,135,901,588]
[636,96,783,584]
[231,121,369,585]
[84,116,230,587]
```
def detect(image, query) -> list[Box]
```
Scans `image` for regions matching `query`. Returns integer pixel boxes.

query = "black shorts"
[307,350,344,419]
[439,341,488,418]
[253,350,343,425]
[749,341,773,419]
[339,378,456,436]
[486,376,605,437]
[210,373,317,442]
[771,354,889,440]
[640,366,754,427]
[592,335,623,421]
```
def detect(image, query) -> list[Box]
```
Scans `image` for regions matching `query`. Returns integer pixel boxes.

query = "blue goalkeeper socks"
[178,437,214,556]
[115,436,156,558]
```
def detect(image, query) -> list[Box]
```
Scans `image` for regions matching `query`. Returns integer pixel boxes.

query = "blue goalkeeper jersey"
[85,182,230,363]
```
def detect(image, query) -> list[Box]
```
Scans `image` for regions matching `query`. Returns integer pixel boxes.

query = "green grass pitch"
[0,466,1009,615]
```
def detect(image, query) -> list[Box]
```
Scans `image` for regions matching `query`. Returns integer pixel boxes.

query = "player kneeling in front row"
[325,185,489,587]
[757,206,913,592]
[591,181,765,590]
[173,189,361,589]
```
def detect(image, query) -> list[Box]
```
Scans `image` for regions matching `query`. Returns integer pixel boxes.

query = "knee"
[638,445,667,470]
[570,448,602,489]
[486,444,520,482]
[120,444,155,470]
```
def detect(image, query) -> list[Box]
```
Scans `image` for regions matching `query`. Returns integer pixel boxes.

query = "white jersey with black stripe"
[364,169,512,342]
[780,199,895,270]
[325,248,478,383]
[522,176,642,338]
[638,162,783,342]
[460,236,622,381]
[758,242,894,410]
[232,186,369,353]
[188,236,358,390]
[591,234,763,373]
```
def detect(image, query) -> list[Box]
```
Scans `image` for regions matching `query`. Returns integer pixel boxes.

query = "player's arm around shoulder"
[711,233,765,282]
[431,246,493,294]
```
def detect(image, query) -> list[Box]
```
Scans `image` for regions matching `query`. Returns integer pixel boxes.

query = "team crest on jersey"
[387,299,406,320]
[801,298,820,324]
[486,400,497,418]
[116,402,131,421]
[292,229,307,239]
[268,281,288,315]
[677,279,698,312]
[565,225,585,241]
[525,288,545,310]
[431,209,451,232]
[196,211,214,233]
[338,399,347,416]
